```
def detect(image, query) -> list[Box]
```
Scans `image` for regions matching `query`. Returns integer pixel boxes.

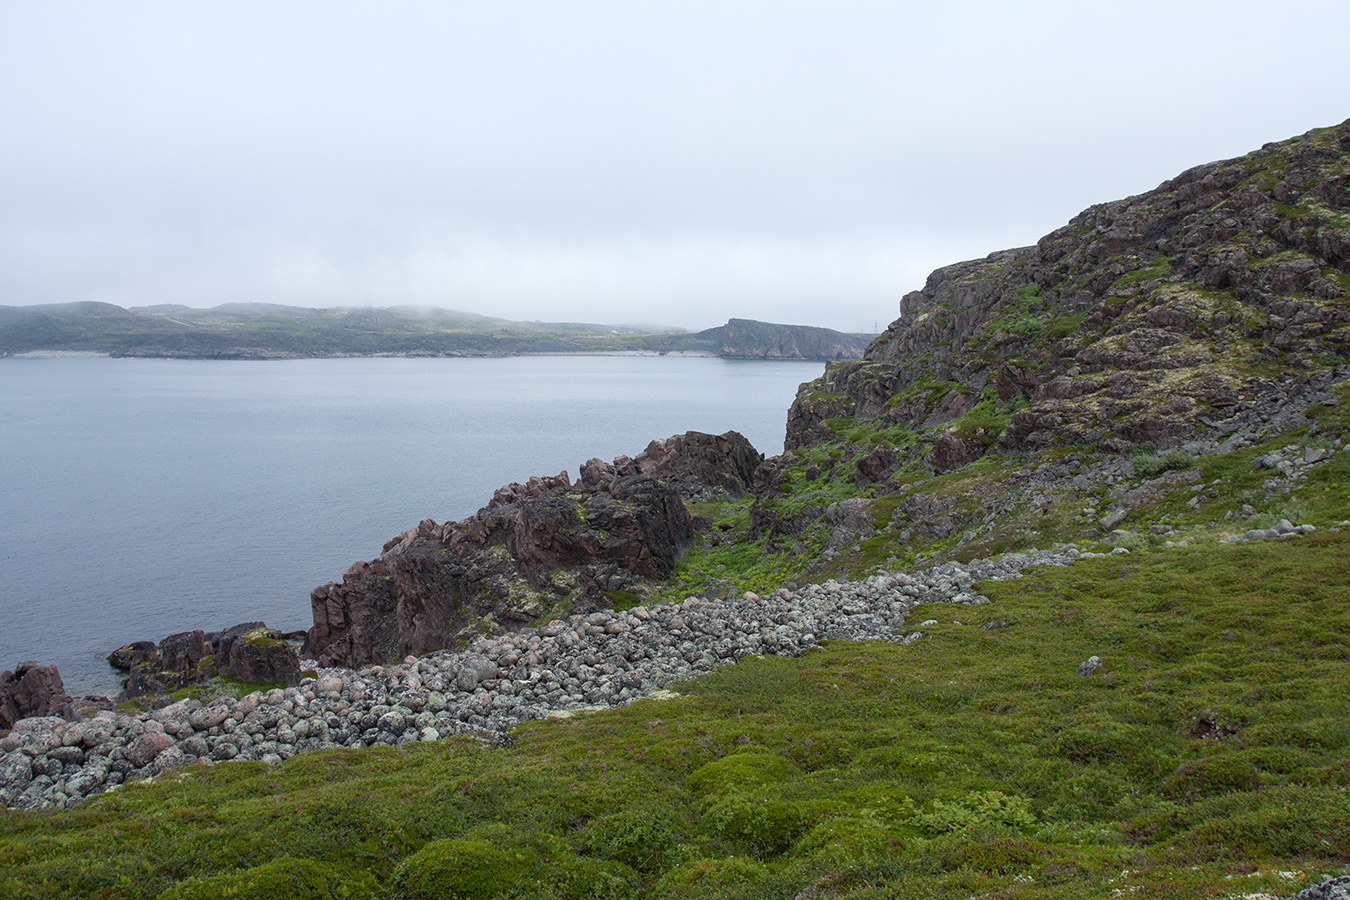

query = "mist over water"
[0,356,822,696]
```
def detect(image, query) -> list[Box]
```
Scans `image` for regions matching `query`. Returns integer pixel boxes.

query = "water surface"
[0,356,821,695]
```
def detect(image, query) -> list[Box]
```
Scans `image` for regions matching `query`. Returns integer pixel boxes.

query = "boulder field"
[3,544,1109,811]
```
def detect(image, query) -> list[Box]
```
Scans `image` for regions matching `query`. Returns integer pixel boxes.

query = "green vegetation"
[0,304,871,361]
[1113,254,1172,287]
[1130,448,1194,478]
[3,534,1348,899]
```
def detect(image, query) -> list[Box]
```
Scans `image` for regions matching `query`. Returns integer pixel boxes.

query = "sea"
[0,355,823,697]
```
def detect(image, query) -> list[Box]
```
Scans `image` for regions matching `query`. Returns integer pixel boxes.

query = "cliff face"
[306,431,763,667]
[787,120,1350,466]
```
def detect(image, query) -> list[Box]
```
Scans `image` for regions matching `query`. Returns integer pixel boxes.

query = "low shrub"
[790,815,910,862]
[1132,448,1194,478]
[577,807,681,873]
[685,753,794,797]
[702,794,810,856]
[1159,756,1263,803]
[650,856,769,900]
[547,856,639,900]
[156,857,376,900]
[390,838,538,900]
[912,791,1036,835]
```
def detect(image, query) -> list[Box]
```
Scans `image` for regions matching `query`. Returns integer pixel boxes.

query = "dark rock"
[106,641,158,671]
[929,431,987,474]
[224,627,301,686]
[115,630,212,701]
[0,662,72,729]
[825,498,875,550]
[1293,876,1350,900]
[629,431,764,498]
[157,631,210,678]
[855,446,897,485]
[210,622,267,670]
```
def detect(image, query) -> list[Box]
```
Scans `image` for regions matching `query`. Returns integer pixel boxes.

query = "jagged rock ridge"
[786,119,1350,470]
[306,431,763,668]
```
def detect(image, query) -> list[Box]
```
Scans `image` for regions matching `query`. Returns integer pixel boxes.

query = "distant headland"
[0,302,873,362]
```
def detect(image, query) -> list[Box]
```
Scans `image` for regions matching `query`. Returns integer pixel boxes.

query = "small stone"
[124,732,174,768]
[1098,509,1128,531]
[1075,656,1102,677]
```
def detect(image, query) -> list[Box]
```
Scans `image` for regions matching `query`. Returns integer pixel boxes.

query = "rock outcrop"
[0,662,72,729]
[109,622,304,700]
[786,119,1350,465]
[307,432,761,669]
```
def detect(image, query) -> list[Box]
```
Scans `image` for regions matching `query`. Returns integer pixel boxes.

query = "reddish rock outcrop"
[222,627,302,686]
[580,430,763,498]
[0,662,72,729]
[112,622,303,700]
[307,432,760,668]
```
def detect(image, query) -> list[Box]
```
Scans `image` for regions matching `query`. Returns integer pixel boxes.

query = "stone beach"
[1,546,1108,811]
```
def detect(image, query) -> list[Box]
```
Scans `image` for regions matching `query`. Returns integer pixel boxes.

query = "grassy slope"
[2,532,1347,899]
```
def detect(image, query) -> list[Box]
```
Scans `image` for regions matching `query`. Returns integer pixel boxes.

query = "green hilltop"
[2,119,1349,899]
[0,303,871,362]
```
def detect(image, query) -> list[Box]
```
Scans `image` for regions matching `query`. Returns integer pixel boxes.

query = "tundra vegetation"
[3,120,1349,899]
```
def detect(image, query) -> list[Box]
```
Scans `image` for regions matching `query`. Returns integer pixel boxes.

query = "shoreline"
[2,349,831,362]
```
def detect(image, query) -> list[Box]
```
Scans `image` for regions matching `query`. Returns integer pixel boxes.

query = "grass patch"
[1113,255,1172,287]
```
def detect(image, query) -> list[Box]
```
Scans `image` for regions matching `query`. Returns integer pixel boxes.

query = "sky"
[1,2,1347,333]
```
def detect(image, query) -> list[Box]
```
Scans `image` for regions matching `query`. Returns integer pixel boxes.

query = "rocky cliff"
[786,119,1350,468]
[306,431,763,667]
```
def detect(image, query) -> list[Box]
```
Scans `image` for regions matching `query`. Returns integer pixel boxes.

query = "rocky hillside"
[301,120,1350,668]
[694,119,1350,583]
[788,119,1350,461]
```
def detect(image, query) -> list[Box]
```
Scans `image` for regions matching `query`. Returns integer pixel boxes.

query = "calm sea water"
[0,356,822,696]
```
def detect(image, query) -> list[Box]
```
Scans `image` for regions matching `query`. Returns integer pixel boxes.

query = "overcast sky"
[1,2,1346,332]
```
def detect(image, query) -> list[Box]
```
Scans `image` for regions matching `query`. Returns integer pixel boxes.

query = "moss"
[391,837,539,900]
[603,590,642,612]
[242,628,280,649]
[155,857,377,900]
[1114,255,1172,287]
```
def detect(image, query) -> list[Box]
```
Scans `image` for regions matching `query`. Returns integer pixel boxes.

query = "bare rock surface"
[0,663,72,730]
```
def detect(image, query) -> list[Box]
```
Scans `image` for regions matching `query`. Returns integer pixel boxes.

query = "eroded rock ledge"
[306,430,763,669]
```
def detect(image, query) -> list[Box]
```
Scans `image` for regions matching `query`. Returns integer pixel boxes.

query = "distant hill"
[643,318,870,360]
[0,303,872,361]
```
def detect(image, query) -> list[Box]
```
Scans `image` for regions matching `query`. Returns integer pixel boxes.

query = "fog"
[2,2,1347,331]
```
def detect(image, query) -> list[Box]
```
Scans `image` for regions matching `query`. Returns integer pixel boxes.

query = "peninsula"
[0,303,872,361]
